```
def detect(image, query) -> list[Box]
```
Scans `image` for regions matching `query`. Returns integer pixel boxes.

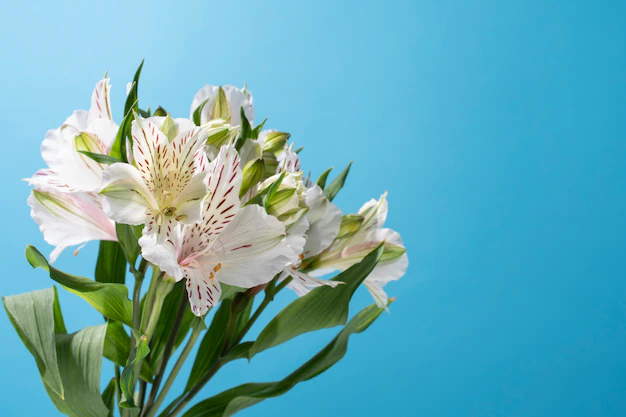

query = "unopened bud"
[240,158,265,198]
[337,214,364,239]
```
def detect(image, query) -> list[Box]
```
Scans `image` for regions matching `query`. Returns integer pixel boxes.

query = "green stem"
[144,290,188,412]
[163,278,290,417]
[145,319,204,417]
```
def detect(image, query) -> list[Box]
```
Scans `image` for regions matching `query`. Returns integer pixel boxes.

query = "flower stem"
[145,318,204,417]
[144,290,188,412]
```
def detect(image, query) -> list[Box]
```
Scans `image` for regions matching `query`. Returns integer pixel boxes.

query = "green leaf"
[96,241,127,285]
[316,167,333,189]
[119,335,150,408]
[153,106,168,117]
[234,107,252,151]
[2,288,64,398]
[49,325,111,417]
[250,118,267,139]
[110,104,136,162]
[186,299,231,391]
[78,151,124,165]
[26,245,134,327]
[193,99,210,126]
[244,172,285,211]
[53,286,67,334]
[324,161,353,202]
[248,242,384,358]
[115,224,143,267]
[124,60,144,115]
[183,302,387,417]
[102,378,117,417]
[103,321,152,382]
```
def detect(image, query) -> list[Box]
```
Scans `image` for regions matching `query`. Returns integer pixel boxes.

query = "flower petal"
[89,77,113,120]
[284,268,343,297]
[28,189,116,262]
[185,266,221,316]
[139,233,185,281]
[201,144,242,240]
[364,279,389,310]
[198,205,293,288]
[100,163,156,225]
[190,85,254,126]
[131,115,171,198]
[303,185,343,257]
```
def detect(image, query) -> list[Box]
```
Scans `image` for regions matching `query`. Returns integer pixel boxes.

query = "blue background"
[1,0,625,416]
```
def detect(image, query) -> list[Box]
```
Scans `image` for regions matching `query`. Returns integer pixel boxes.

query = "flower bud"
[262,172,308,226]
[160,114,178,141]
[240,158,265,198]
[262,151,279,179]
[262,131,291,154]
[203,120,238,148]
[210,86,231,122]
[336,214,364,240]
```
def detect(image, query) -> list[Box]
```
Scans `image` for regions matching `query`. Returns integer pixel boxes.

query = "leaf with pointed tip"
[103,321,152,382]
[153,106,168,117]
[248,242,383,358]
[183,302,388,417]
[124,60,144,115]
[316,168,333,189]
[324,161,352,201]
[115,224,142,267]
[102,378,117,417]
[193,99,210,126]
[26,245,134,327]
[78,151,124,165]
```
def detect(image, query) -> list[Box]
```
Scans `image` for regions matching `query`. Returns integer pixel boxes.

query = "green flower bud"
[262,151,279,179]
[262,172,308,226]
[263,131,291,154]
[336,214,364,239]
[240,158,265,198]
[210,86,231,122]
[160,114,178,142]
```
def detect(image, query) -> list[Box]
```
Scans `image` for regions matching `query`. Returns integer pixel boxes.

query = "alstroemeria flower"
[100,115,209,244]
[26,170,116,262]
[140,144,298,316]
[190,85,254,126]
[41,77,118,192]
[306,192,408,308]
[277,184,344,296]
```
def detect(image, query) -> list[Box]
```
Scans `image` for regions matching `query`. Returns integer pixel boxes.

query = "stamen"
[213,263,222,273]
[156,212,163,226]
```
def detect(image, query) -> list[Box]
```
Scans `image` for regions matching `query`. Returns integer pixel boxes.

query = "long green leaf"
[48,325,110,417]
[2,288,64,398]
[26,245,134,327]
[96,241,127,285]
[115,223,143,267]
[324,161,352,201]
[248,242,383,358]
[102,378,117,417]
[124,60,144,115]
[183,303,387,417]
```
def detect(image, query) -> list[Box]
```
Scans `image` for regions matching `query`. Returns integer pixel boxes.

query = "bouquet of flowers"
[4,62,408,417]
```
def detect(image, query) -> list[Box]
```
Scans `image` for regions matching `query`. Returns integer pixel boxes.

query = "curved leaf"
[323,161,352,201]
[2,288,64,399]
[248,242,383,358]
[183,303,387,417]
[26,245,134,327]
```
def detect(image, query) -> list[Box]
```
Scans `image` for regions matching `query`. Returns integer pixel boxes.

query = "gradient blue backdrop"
[1,1,625,416]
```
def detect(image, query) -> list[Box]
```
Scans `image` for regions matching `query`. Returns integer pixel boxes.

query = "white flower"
[307,192,408,308]
[26,170,116,262]
[140,145,298,316]
[99,115,209,244]
[41,77,118,192]
[280,185,344,296]
[190,85,254,126]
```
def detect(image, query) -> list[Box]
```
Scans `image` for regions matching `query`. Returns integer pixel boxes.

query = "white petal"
[198,205,294,288]
[89,77,113,120]
[364,279,389,310]
[356,192,388,237]
[190,85,254,126]
[41,125,106,192]
[201,144,242,240]
[185,266,221,316]
[284,268,343,297]
[100,163,156,225]
[26,169,79,193]
[139,234,185,281]
[28,189,116,261]
[131,115,171,197]
[277,146,301,173]
[303,185,343,257]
